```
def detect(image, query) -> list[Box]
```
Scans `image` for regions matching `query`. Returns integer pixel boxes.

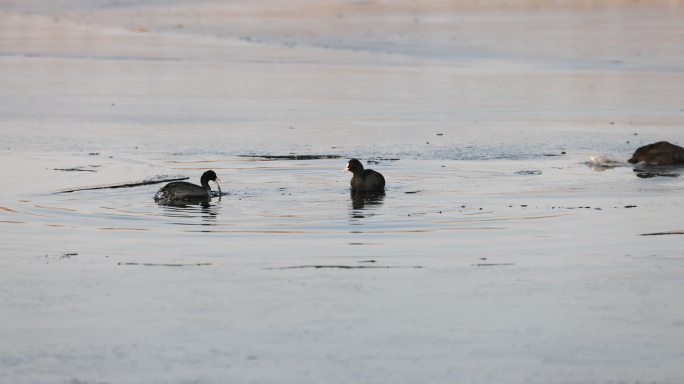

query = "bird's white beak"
[343,164,350,173]
[214,178,222,196]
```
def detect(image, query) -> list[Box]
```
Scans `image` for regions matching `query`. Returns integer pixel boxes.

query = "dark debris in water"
[43,252,79,263]
[636,172,680,178]
[545,205,632,211]
[240,154,342,160]
[265,265,423,270]
[473,263,516,267]
[118,262,211,267]
[367,157,400,164]
[55,176,189,194]
[53,167,97,172]
[640,231,684,236]
[515,169,542,176]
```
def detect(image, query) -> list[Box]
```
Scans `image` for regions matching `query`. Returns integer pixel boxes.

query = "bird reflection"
[200,203,219,223]
[632,165,681,178]
[159,200,221,226]
[350,190,385,218]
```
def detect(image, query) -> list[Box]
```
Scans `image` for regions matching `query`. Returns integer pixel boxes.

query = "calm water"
[1,147,682,262]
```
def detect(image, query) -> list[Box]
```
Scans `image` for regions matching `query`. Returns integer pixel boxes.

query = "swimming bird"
[344,159,385,191]
[154,170,221,204]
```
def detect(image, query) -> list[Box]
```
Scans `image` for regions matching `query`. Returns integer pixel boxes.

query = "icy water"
[2,1,684,383]
[3,129,683,263]
[2,150,683,259]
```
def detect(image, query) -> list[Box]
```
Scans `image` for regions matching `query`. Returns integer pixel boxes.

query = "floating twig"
[265,265,423,270]
[60,252,78,259]
[472,263,516,267]
[636,172,679,178]
[640,231,684,236]
[118,262,211,267]
[55,177,189,194]
[54,167,97,172]
[240,154,342,160]
[515,170,542,176]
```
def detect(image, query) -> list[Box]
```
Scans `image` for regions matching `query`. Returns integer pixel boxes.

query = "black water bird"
[154,170,221,204]
[344,159,385,191]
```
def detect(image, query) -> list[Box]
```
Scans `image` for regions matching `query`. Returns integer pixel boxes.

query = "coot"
[344,159,385,191]
[154,170,221,204]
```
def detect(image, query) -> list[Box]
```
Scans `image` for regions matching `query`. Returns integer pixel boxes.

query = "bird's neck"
[200,179,211,192]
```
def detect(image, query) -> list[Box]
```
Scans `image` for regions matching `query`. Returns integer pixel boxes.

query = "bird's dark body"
[346,159,385,192]
[154,170,220,205]
[628,141,684,165]
[156,181,210,201]
[351,169,386,191]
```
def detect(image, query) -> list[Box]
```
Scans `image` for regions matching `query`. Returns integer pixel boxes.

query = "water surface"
[1,1,684,383]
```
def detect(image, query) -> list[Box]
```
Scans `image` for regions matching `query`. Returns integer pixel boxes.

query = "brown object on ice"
[628,141,684,165]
